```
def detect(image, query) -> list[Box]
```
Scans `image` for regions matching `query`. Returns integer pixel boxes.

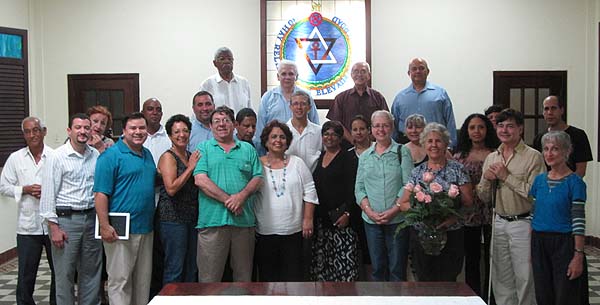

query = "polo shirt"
[94,139,157,234]
[193,138,263,229]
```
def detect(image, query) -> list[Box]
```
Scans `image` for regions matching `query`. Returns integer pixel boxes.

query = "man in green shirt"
[193,106,263,282]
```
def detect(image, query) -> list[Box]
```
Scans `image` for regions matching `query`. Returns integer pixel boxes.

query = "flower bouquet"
[399,171,461,255]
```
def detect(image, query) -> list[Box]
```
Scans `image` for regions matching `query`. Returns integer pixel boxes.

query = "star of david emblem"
[295,27,338,75]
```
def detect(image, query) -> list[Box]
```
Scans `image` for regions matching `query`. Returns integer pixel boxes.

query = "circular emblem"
[273,14,352,94]
[309,12,322,26]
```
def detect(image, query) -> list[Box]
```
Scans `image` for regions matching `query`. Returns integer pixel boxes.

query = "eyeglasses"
[372,124,392,129]
[351,69,369,75]
[211,118,232,125]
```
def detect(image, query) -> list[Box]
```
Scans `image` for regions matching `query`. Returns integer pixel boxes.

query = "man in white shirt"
[200,47,252,114]
[142,97,171,166]
[39,113,102,305]
[286,90,322,172]
[0,117,56,305]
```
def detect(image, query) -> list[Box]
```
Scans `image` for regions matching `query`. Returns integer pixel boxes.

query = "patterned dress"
[310,150,359,281]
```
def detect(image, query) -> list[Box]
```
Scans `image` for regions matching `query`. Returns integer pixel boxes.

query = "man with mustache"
[39,113,102,305]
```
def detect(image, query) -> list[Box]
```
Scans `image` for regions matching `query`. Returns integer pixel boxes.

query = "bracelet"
[395,201,403,208]
[344,211,350,217]
[575,248,585,254]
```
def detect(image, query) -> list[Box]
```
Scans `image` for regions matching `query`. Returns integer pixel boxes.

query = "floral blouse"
[453,154,491,226]
[408,159,470,231]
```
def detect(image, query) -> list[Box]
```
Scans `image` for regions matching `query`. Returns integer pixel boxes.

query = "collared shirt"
[193,138,263,229]
[326,86,388,131]
[477,140,546,216]
[39,142,98,225]
[94,139,156,234]
[188,116,213,151]
[200,73,252,114]
[391,81,457,147]
[0,145,54,235]
[355,141,413,224]
[285,119,322,172]
[254,86,319,155]
[143,125,171,166]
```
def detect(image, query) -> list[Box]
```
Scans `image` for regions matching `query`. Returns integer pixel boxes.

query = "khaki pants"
[492,216,536,305]
[104,233,153,305]
[196,226,254,282]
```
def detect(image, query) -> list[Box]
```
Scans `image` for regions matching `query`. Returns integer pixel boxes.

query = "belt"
[56,207,95,217]
[498,213,530,222]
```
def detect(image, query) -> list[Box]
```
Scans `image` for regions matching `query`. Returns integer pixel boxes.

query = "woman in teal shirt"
[354,110,413,281]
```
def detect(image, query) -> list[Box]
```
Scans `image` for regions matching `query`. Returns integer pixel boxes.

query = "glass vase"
[417,226,447,256]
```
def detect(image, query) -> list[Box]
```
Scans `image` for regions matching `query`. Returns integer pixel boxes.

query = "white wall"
[1,0,600,253]
[0,0,32,253]
[35,0,262,146]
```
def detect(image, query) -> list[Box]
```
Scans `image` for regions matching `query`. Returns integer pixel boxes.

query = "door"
[68,73,139,138]
[493,71,567,145]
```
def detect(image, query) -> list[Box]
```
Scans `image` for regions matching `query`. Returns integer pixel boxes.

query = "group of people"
[0,46,593,305]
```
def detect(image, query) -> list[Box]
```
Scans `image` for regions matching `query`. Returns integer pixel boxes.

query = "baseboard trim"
[586,235,600,248]
[0,247,17,265]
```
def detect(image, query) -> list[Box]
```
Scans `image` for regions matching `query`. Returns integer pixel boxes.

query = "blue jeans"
[159,222,197,284]
[364,223,409,281]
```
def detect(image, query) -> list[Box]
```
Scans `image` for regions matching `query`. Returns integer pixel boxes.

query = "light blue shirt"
[391,81,457,148]
[355,142,413,225]
[254,86,319,155]
[188,116,213,151]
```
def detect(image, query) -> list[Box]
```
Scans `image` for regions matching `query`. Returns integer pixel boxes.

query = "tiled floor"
[0,248,599,304]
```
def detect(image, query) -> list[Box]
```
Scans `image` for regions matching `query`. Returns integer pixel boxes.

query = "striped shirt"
[39,141,98,224]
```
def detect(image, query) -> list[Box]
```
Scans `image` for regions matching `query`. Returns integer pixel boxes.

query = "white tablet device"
[95,212,130,240]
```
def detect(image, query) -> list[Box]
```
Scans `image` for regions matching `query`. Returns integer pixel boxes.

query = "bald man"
[532,95,592,177]
[391,58,457,148]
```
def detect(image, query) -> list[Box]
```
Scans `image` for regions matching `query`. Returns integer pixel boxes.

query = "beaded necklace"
[266,155,288,197]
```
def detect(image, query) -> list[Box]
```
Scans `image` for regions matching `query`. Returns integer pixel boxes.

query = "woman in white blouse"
[254,120,319,282]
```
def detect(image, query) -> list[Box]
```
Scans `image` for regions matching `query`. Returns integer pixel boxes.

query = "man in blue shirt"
[94,112,157,305]
[189,91,215,151]
[391,58,457,148]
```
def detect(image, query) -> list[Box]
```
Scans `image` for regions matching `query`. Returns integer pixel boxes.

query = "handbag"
[328,204,347,223]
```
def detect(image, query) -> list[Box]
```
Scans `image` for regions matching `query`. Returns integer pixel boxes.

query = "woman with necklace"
[398,122,473,282]
[156,114,199,284]
[254,120,318,282]
[355,110,413,281]
[529,131,588,305]
[453,114,499,296]
[310,121,359,281]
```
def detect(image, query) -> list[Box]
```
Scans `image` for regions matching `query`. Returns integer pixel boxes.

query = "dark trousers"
[149,213,164,298]
[463,225,492,296]
[531,231,589,305]
[16,234,56,305]
[256,232,303,281]
[411,227,464,281]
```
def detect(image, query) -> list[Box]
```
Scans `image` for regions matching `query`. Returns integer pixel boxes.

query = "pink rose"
[429,182,443,193]
[423,171,435,183]
[414,185,423,192]
[448,184,460,198]
[424,195,432,203]
[404,183,415,192]
[415,191,426,202]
